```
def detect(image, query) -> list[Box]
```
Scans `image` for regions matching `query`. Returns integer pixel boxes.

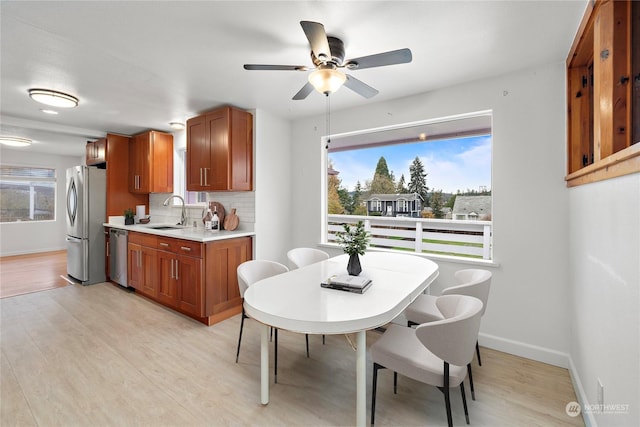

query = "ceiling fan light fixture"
[308,68,346,95]
[28,88,79,108]
[0,136,32,147]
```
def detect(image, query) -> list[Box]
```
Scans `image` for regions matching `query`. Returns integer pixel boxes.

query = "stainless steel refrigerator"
[66,166,106,285]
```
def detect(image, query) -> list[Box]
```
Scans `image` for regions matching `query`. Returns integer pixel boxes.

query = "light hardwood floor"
[1,282,584,426]
[0,251,70,298]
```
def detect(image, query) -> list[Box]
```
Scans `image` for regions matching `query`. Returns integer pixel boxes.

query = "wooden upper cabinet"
[186,106,253,192]
[86,138,106,165]
[566,0,640,186]
[129,130,173,193]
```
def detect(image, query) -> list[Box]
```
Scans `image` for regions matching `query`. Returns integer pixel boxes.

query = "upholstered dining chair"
[236,259,289,383]
[287,247,330,346]
[370,295,483,427]
[404,268,492,399]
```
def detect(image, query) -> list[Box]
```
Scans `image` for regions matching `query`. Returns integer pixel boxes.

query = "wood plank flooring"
[0,251,70,298]
[0,282,584,426]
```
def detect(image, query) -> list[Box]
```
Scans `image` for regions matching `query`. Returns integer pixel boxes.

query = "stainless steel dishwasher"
[109,228,128,287]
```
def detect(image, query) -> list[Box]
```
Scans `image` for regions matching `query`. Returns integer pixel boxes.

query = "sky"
[328,135,491,194]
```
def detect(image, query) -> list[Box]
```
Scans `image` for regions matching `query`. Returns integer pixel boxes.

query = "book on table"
[321,274,372,294]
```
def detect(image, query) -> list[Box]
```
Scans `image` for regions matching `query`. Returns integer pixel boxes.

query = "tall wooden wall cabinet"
[129,130,174,193]
[186,106,253,192]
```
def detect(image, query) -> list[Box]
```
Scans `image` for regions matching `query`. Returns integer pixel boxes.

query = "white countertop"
[104,222,255,243]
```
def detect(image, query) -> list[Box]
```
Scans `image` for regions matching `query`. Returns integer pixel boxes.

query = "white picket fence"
[328,214,492,260]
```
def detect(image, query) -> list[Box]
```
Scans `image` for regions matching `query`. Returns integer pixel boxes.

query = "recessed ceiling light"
[0,136,32,147]
[28,88,79,108]
[40,109,59,115]
[169,122,185,130]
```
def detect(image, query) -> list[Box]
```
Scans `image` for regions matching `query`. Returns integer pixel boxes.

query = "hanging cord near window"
[325,92,331,150]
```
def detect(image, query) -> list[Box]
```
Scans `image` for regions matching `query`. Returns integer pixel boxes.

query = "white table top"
[243,252,439,335]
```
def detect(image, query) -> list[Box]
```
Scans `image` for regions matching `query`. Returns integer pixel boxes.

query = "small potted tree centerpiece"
[124,208,135,225]
[336,220,370,276]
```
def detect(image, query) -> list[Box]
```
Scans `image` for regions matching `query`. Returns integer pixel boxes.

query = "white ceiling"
[0,1,586,157]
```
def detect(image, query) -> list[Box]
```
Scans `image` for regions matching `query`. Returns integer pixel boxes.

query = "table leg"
[356,330,366,427]
[261,324,269,404]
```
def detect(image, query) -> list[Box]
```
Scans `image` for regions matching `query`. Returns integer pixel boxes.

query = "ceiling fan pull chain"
[325,93,331,149]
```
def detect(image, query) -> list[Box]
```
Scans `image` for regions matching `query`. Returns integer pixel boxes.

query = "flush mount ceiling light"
[28,88,79,108]
[169,122,185,130]
[0,136,32,147]
[308,67,347,95]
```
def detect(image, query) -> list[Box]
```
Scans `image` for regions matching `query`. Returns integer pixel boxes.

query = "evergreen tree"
[353,181,368,215]
[370,156,396,194]
[396,174,407,193]
[408,156,429,203]
[431,190,444,219]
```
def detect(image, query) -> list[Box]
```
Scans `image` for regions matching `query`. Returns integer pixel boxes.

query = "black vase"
[347,253,362,276]
[124,217,134,225]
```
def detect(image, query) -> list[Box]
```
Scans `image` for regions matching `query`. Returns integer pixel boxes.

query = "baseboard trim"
[479,332,570,368]
[0,247,66,258]
[568,356,598,427]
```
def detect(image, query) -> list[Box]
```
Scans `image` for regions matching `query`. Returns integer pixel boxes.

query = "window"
[0,165,56,223]
[325,111,493,260]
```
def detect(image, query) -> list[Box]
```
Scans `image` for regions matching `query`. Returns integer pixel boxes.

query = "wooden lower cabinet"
[125,231,251,325]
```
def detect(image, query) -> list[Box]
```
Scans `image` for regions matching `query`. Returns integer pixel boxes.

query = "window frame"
[0,164,57,223]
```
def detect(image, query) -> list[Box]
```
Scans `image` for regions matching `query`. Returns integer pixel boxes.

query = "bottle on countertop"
[203,208,213,230]
[211,209,219,231]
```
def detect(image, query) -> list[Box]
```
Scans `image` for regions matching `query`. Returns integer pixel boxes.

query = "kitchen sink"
[147,225,183,230]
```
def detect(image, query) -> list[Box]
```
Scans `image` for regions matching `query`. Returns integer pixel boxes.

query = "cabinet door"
[208,108,230,191]
[230,109,253,191]
[149,132,173,193]
[186,115,211,191]
[157,250,178,307]
[176,255,203,316]
[86,139,106,165]
[140,246,157,297]
[129,133,149,193]
[127,242,142,289]
[205,237,252,315]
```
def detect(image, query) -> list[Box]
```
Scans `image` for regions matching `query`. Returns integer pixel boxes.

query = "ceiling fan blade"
[300,21,331,62]
[344,48,412,70]
[344,75,379,99]
[244,64,308,71]
[292,82,314,100]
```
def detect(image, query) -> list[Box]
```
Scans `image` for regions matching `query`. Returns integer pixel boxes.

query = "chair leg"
[438,362,453,427]
[274,328,278,384]
[371,363,384,426]
[393,371,398,394]
[323,334,325,345]
[306,334,310,358]
[467,363,475,400]
[460,382,470,424]
[235,309,246,363]
[476,341,482,366]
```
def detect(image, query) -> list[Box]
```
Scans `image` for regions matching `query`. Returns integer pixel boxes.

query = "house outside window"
[0,165,56,223]
[325,111,493,260]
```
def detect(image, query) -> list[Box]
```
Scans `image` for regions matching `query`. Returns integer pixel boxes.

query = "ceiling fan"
[243,21,412,100]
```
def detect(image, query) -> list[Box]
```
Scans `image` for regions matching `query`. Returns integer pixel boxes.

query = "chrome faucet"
[162,195,187,226]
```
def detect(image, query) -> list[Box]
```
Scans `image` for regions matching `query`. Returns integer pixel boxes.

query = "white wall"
[569,174,640,427]
[290,62,572,366]
[0,147,82,256]
[253,108,292,264]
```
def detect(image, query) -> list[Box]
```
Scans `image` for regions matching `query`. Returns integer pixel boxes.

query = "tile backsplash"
[149,192,255,230]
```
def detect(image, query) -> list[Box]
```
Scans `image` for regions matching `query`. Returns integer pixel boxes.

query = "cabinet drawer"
[157,237,202,257]
[128,231,157,247]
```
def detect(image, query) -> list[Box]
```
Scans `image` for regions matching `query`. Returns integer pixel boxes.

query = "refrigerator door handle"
[66,236,82,243]
[67,178,77,226]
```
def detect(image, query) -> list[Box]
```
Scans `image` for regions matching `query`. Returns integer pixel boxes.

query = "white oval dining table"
[244,251,439,427]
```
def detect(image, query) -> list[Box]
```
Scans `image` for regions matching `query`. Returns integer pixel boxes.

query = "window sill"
[565,143,640,187]
[319,243,500,268]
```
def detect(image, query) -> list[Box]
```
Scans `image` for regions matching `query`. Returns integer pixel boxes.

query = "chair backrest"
[415,294,483,367]
[286,247,330,269]
[237,260,289,297]
[442,268,492,316]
